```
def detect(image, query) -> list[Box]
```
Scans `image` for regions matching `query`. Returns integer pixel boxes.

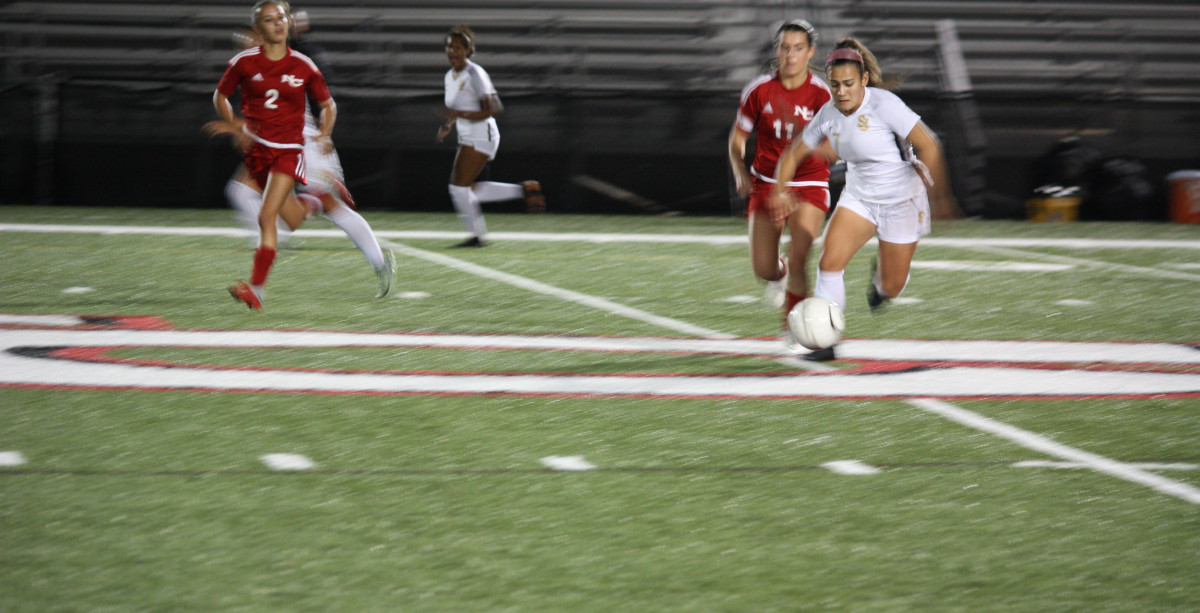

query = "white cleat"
[375,250,395,298]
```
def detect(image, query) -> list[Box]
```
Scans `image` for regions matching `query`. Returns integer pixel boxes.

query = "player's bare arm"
[907,120,956,213]
[728,126,753,198]
[205,91,249,152]
[770,139,816,220]
[315,98,336,155]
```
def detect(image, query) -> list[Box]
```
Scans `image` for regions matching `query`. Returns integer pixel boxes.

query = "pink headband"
[826,48,864,65]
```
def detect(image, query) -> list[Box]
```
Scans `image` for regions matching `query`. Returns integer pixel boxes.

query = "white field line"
[378,239,734,340]
[820,460,881,475]
[260,453,316,471]
[910,398,1200,505]
[963,243,1200,282]
[0,451,28,467]
[4,223,1200,250]
[540,456,597,471]
[1013,460,1198,471]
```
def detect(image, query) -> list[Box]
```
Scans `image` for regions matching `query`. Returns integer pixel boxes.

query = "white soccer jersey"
[802,87,924,205]
[445,60,500,140]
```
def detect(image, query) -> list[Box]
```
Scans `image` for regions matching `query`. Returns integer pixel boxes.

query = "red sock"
[249,247,276,286]
[783,290,805,327]
[784,290,805,314]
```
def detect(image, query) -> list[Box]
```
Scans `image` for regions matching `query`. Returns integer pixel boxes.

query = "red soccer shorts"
[244,145,307,190]
[747,181,830,216]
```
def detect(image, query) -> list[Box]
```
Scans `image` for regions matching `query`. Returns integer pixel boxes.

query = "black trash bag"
[1030,137,1102,195]
[1082,156,1160,221]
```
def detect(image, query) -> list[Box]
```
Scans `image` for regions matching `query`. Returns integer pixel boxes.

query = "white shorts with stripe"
[456,117,500,160]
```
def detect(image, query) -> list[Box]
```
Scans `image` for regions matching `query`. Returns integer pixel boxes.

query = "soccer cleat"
[866,257,888,312]
[452,236,487,248]
[375,250,395,298]
[802,346,837,362]
[763,256,788,311]
[523,180,545,213]
[227,281,262,310]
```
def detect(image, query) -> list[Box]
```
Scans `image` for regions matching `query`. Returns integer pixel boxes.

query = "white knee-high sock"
[226,180,262,234]
[449,184,487,238]
[814,269,846,309]
[473,181,523,203]
[324,204,385,270]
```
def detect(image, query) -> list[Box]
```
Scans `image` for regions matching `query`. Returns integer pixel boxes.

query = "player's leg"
[748,210,786,283]
[321,197,393,297]
[472,181,523,203]
[747,182,787,308]
[875,239,918,301]
[784,191,830,312]
[448,145,491,246]
[868,192,928,308]
[814,203,877,310]
[226,166,263,235]
[230,170,294,309]
[227,168,296,235]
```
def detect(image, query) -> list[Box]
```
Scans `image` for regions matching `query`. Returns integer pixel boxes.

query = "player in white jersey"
[771,38,953,359]
[437,24,543,248]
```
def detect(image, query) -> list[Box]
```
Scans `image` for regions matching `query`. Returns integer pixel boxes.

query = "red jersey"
[735,70,830,186]
[216,46,330,149]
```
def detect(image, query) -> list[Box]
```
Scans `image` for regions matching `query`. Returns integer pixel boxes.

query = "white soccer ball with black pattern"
[787,297,845,350]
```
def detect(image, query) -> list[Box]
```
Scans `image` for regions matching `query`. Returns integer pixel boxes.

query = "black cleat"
[867,285,887,311]
[802,346,836,362]
[866,257,888,312]
[452,236,487,248]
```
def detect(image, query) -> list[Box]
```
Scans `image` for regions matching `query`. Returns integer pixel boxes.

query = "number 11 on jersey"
[772,119,795,140]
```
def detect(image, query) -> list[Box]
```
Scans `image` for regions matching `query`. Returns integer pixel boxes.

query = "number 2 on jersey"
[264,89,279,109]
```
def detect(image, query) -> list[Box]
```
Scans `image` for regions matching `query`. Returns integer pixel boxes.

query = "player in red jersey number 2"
[728,19,833,357]
[206,0,335,310]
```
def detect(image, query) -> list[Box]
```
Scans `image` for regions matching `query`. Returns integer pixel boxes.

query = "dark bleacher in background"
[2,0,1199,217]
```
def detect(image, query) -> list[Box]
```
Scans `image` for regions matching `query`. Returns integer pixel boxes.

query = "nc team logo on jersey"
[794,105,814,121]
[858,115,870,132]
[280,74,305,88]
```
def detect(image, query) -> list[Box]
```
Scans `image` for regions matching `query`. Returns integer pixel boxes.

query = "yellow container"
[1026,196,1081,223]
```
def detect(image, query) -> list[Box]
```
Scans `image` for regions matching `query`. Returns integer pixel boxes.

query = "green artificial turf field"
[2,206,1198,611]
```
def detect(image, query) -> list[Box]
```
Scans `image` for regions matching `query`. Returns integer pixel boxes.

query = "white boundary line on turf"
[378,239,734,340]
[4,223,1200,250]
[909,398,1200,504]
[964,243,1200,282]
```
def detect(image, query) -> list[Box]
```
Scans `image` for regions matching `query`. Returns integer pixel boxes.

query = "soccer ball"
[787,297,845,350]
